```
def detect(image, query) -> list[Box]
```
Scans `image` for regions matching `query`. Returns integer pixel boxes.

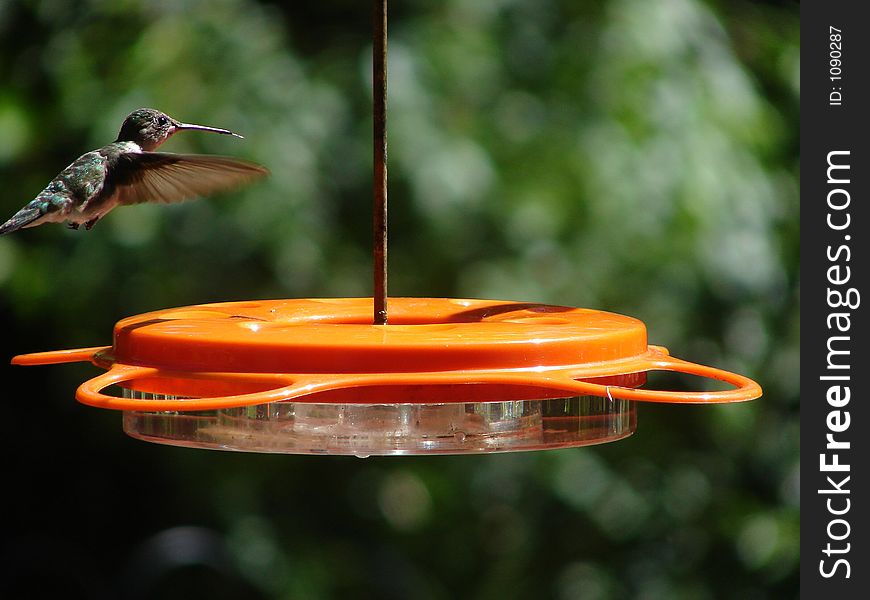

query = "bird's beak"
[173,121,244,139]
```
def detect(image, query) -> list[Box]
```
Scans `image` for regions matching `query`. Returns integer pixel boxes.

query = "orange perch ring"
[13,298,761,412]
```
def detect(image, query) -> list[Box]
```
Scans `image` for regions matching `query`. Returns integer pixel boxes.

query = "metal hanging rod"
[372,0,388,325]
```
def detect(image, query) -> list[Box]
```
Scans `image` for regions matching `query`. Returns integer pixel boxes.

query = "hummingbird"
[0,108,268,235]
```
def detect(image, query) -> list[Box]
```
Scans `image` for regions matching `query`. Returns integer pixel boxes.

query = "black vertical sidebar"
[801,1,869,597]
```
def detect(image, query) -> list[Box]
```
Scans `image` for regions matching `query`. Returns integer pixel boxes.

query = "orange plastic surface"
[12,298,762,411]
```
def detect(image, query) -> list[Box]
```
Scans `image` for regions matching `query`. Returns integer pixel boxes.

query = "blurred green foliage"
[0,0,798,598]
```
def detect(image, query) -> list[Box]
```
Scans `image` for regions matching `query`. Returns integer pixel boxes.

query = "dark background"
[0,1,798,598]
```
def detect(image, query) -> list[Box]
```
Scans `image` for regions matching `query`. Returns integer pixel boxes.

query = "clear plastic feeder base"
[121,392,636,456]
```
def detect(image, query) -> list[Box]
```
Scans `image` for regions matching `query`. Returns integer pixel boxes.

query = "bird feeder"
[9,1,761,456]
[12,297,760,456]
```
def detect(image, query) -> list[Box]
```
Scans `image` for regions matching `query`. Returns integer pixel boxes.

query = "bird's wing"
[113,153,268,206]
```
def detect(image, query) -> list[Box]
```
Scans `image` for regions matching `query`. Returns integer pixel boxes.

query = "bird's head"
[116,108,243,151]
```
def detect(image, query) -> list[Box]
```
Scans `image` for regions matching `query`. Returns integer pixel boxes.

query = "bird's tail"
[0,206,43,235]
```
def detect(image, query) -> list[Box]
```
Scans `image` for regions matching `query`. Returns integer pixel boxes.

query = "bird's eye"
[157,116,169,126]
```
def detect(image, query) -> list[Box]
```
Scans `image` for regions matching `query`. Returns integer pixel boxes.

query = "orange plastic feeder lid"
[13,297,761,412]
